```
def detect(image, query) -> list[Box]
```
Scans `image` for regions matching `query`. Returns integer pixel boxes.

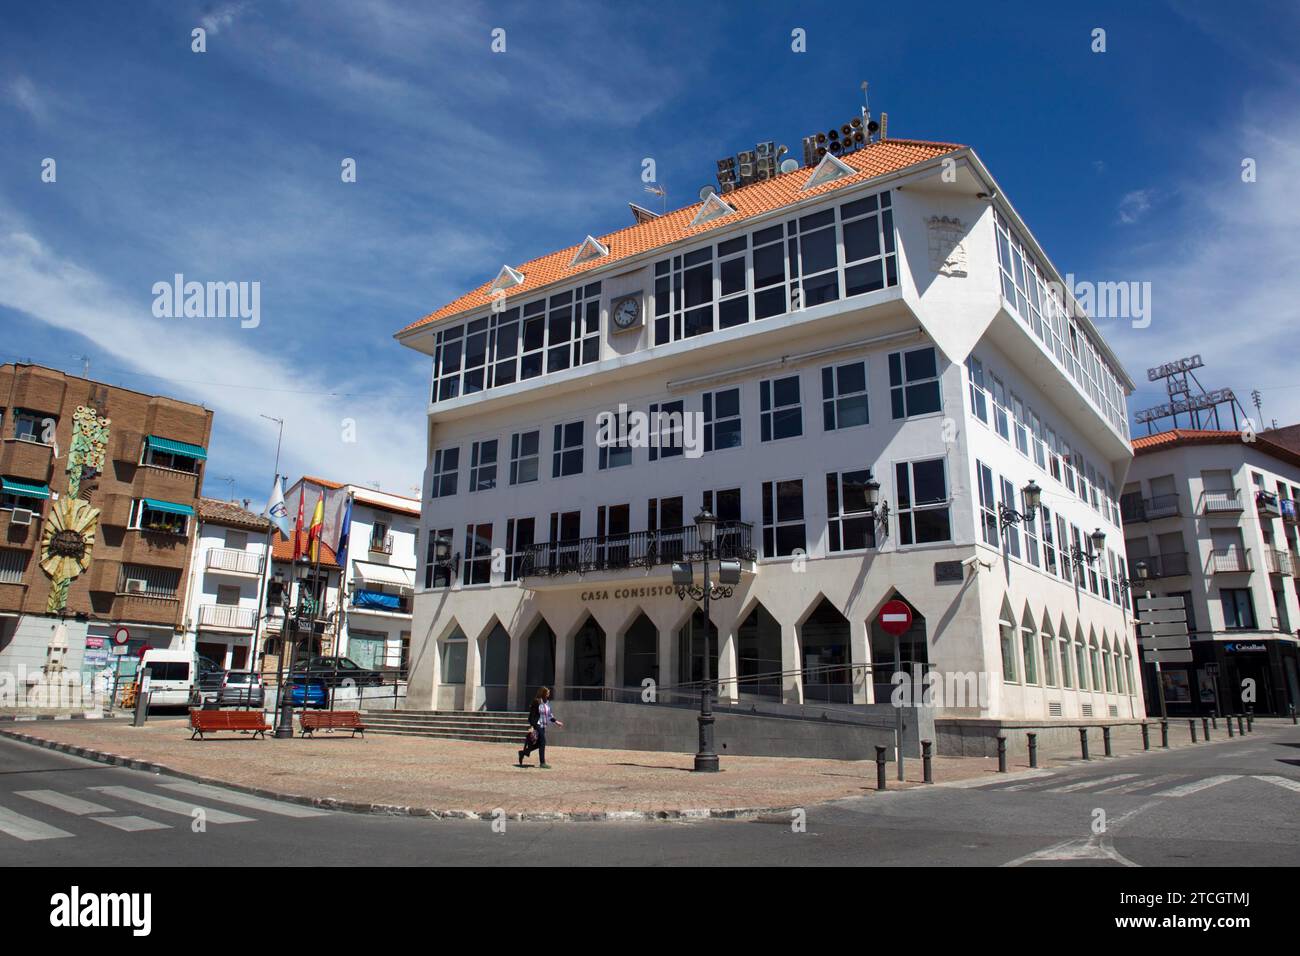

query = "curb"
[0,728,807,823]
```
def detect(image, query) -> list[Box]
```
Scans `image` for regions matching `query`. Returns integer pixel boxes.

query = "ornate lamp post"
[673,509,735,773]
[272,570,296,739]
[997,479,1042,531]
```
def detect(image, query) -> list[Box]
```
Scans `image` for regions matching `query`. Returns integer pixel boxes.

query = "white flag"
[266,476,291,540]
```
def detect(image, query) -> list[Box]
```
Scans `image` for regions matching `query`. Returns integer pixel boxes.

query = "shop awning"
[141,497,195,517]
[146,435,208,461]
[1,477,51,499]
[352,561,415,591]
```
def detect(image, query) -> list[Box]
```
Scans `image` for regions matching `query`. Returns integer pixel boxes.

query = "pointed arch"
[1039,610,1057,687]
[1020,606,1039,685]
[736,599,782,699]
[997,596,1018,683]
[799,597,852,703]
[622,611,659,690]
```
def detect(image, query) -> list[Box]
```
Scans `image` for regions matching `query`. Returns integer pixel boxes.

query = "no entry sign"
[878,600,913,636]
[112,626,131,646]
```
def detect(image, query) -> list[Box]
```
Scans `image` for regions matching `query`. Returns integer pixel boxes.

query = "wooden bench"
[300,710,366,738]
[189,709,272,740]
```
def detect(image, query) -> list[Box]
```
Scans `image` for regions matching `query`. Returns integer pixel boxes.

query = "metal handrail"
[1208,547,1252,572]
[1202,488,1243,513]
[520,521,756,578]
[1121,493,1180,522]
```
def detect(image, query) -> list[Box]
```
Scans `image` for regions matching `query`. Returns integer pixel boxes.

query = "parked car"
[218,671,265,708]
[291,655,385,687]
[286,677,328,709]
[196,656,226,702]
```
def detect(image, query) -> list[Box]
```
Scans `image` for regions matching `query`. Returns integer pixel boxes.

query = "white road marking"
[0,803,73,841]
[1094,773,1182,795]
[1153,775,1242,798]
[15,789,113,816]
[1003,802,1153,868]
[1253,775,1300,793]
[158,781,327,818]
[1045,774,1140,793]
[944,769,1055,789]
[94,816,171,832]
[88,786,253,824]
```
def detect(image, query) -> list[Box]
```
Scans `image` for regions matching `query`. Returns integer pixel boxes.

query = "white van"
[138,649,196,707]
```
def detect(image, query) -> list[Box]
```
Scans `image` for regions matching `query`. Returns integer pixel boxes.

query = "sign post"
[1137,594,1191,720]
[879,600,913,782]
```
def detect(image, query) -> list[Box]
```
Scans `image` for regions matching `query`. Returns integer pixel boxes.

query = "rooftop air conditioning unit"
[10,508,33,526]
[124,578,147,594]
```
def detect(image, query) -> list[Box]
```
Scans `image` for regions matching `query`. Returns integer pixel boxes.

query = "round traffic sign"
[112,626,131,646]
[878,600,913,636]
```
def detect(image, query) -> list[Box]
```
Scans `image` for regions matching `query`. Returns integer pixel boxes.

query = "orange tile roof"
[396,138,965,336]
[197,496,271,532]
[270,530,339,568]
[1132,428,1300,469]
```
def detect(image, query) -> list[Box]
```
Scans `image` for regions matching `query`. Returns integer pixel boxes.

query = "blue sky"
[3,0,1298,505]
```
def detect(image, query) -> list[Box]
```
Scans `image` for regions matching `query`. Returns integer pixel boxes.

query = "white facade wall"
[400,151,1143,721]
[338,494,418,671]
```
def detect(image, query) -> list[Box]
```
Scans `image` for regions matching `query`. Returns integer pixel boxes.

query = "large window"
[966,356,988,423]
[703,388,742,452]
[431,447,459,498]
[462,523,493,586]
[1221,588,1256,630]
[13,410,54,444]
[469,439,498,492]
[130,500,189,536]
[440,630,467,684]
[760,375,802,442]
[821,361,869,431]
[648,400,684,461]
[977,461,998,546]
[598,410,632,470]
[826,469,875,552]
[888,346,941,419]
[1042,505,1058,575]
[504,517,535,582]
[896,459,950,545]
[761,479,805,557]
[999,618,1018,682]
[551,421,584,477]
[509,430,539,485]
[423,527,453,589]
[1000,477,1021,559]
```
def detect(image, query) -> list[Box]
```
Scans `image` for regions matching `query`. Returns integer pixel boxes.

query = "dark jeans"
[522,725,546,763]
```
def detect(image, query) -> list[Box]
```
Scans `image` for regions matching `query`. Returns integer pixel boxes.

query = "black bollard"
[1160,720,1169,749]
[1247,712,1254,734]
[1202,717,1210,741]
[1079,727,1090,761]
[1189,719,1197,744]
[1027,732,1038,769]
[996,735,1007,773]
[1237,714,1246,736]
[1102,726,1112,757]
[875,745,887,791]
[1141,722,1150,751]
[1291,704,1297,725]
[1227,714,1235,737]
[922,739,933,784]
[1212,716,1218,730]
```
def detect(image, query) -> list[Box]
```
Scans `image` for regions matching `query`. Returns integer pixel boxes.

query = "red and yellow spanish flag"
[307,493,325,563]
[291,486,306,561]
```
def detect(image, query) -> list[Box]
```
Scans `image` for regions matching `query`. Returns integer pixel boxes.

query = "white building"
[1124,428,1300,716]
[281,477,418,674]
[393,132,1145,737]
[179,497,272,670]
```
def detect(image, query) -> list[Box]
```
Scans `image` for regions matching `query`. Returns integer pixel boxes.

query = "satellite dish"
[779,158,798,174]
[698,185,716,201]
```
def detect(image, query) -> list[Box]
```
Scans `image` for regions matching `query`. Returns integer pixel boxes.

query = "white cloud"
[6,76,51,124]
[1116,189,1153,225]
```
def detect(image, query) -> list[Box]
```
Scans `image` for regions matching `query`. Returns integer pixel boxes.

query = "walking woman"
[518,686,562,768]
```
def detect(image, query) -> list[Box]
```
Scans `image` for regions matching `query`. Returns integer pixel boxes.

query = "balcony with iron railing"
[1208,547,1252,574]
[1281,498,1299,524]
[1202,488,1244,515]
[520,521,756,581]
[1266,548,1293,576]
[1120,493,1181,523]
[369,533,395,555]
[197,603,258,632]
[1131,551,1190,580]
[1256,490,1282,518]
[205,547,265,577]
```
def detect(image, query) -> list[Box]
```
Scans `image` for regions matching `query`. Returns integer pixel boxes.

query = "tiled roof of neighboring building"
[395,138,965,336]
[298,476,421,518]
[198,497,271,532]
[1132,427,1300,469]
[269,530,339,568]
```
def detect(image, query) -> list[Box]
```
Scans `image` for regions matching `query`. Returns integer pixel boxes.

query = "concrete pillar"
[463,634,484,712]
[506,626,525,711]
[844,617,867,704]
[603,626,618,691]
[781,621,803,704]
[657,624,675,701]
[717,625,739,703]
[553,629,571,701]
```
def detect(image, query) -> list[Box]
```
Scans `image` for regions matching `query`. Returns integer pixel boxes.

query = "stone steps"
[358,709,531,743]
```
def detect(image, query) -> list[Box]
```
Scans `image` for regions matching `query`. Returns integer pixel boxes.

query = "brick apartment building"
[0,363,212,699]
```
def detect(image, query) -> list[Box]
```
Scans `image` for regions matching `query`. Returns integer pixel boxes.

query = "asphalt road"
[1,722,1297,866]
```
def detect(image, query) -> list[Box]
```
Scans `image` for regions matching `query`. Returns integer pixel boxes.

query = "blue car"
[286,677,328,709]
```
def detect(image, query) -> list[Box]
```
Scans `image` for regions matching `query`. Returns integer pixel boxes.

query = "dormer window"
[488,264,525,294]
[801,152,856,191]
[569,236,609,267]
[689,192,738,228]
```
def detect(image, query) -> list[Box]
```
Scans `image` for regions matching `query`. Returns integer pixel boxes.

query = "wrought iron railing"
[1266,549,1292,575]
[1121,493,1180,523]
[519,521,756,578]
[1208,547,1252,573]
[1202,488,1243,513]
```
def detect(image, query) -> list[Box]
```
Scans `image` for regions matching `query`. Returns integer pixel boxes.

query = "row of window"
[422,458,953,589]
[967,354,1121,530]
[998,611,1136,696]
[429,345,942,498]
[976,458,1127,608]
[993,209,1129,438]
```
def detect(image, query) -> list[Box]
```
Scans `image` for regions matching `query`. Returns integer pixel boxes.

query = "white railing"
[197,603,257,631]
[206,547,265,575]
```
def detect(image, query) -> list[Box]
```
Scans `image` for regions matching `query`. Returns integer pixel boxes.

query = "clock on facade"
[610,294,642,332]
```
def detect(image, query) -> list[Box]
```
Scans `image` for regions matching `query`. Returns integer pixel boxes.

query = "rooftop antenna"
[1251,389,1263,422]
[644,182,667,214]
[215,475,237,501]
[74,354,90,378]
[860,81,872,139]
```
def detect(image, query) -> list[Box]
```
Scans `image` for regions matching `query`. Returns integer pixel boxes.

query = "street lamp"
[863,477,891,534]
[998,479,1042,531]
[1070,528,1107,572]
[272,569,295,739]
[672,509,734,773]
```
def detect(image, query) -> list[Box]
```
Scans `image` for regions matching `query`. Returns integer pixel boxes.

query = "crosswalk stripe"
[1045,774,1140,793]
[93,815,172,832]
[157,781,328,818]
[88,787,253,824]
[0,803,73,841]
[949,769,1056,790]
[1095,773,1182,795]
[1253,775,1300,793]
[15,789,113,816]
[1153,775,1242,798]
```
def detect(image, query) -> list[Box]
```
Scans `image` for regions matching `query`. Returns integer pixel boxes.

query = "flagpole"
[251,415,283,712]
